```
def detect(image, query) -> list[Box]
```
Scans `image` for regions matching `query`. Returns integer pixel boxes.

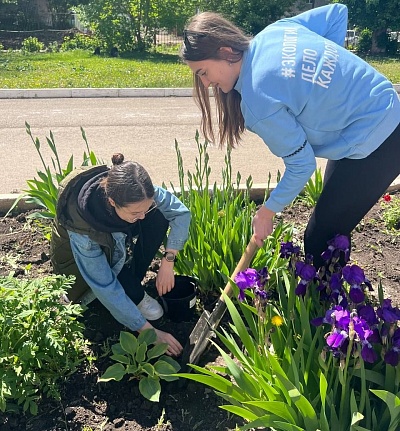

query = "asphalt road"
[0,96,330,196]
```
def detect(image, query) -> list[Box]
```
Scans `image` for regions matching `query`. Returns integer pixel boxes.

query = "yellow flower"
[271,315,283,327]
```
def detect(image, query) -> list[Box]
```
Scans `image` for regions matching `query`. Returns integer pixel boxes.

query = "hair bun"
[111,153,124,165]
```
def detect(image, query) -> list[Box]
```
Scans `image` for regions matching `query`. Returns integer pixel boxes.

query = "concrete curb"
[0,84,399,99]
[0,88,194,99]
[1,178,399,215]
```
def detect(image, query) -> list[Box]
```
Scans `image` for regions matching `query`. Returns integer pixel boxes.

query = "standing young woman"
[51,153,191,356]
[180,3,400,267]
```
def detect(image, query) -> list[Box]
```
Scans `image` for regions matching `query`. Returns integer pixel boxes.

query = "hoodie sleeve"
[284,4,348,46]
[247,107,317,213]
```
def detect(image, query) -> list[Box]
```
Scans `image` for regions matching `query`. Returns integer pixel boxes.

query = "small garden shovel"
[180,237,259,371]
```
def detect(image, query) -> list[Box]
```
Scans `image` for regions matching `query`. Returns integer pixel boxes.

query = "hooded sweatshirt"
[234,4,400,213]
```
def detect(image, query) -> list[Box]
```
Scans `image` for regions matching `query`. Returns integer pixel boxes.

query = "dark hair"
[180,12,251,149]
[100,153,154,207]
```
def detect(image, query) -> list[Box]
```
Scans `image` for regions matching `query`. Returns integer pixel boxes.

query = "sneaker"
[137,292,164,321]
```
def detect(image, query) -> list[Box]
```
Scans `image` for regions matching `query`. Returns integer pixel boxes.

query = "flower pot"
[161,275,197,322]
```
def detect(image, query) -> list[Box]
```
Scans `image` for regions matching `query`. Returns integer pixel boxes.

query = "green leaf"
[244,401,298,423]
[139,376,161,402]
[135,342,147,364]
[138,328,157,345]
[154,360,180,377]
[147,343,168,360]
[119,331,138,357]
[98,363,125,382]
[110,354,130,365]
[142,363,155,377]
[370,390,400,430]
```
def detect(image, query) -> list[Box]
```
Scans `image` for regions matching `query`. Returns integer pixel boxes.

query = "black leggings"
[117,209,169,304]
[304,122,400,269]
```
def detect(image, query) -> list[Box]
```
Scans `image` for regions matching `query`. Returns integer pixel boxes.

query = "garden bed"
[0,193,399,431]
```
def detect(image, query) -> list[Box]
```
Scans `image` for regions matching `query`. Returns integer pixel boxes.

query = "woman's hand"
[252,205,276,247]
[154,328,183,356]
[139,322,183,357]
[156,256,175,296]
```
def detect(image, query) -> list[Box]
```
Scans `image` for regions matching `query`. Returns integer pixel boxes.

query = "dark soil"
[0,194,399,431]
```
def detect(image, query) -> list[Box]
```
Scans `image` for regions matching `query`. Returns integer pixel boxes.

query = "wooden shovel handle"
[221,236,259,299]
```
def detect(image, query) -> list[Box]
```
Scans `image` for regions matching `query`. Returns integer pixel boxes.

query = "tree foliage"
[82,0,197,52]
[202,0,302,35]
[337,0,400,31]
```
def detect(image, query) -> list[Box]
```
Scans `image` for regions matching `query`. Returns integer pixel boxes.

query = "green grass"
[364,56,400,83]
[0,50,193,88]
[0,50,399,89]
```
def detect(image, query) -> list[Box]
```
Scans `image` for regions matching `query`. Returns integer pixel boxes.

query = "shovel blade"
[181,299,227,370]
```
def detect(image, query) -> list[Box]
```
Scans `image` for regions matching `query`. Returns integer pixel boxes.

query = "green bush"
[60,33,102,52]
[21,37,44,53]
[357,28,373,54]
[0,274,88,414]
[381,193,400,231]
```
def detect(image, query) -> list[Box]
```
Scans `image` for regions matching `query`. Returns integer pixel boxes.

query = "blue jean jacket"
[67,186,190,331]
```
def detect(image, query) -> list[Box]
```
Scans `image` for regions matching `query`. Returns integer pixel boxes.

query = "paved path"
[1,96,328,195]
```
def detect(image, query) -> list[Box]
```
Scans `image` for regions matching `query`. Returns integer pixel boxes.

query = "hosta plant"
[180,236,400,431]
[98,330,181,402]
[0,274,88,415]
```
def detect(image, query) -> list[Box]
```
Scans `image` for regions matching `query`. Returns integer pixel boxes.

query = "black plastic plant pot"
[161,275,198,322]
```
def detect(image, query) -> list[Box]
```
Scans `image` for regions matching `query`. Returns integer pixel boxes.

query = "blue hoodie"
[234,4,400,213]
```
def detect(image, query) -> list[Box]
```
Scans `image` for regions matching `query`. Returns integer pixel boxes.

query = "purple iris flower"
[384,350,400,366]
[377,299,400,323]
[349,286,365,304]
[294,261,317,296]
[254,288,269,300]
[321,234,350,263]
[257,267,270,288]
[342,265,365,285]
[235,268,259,289]
[343,265,367,304]
[358,305,379,326]
[295,261,316,280]
[295,280,308,296]
[327,329,348,348]
[234,267,270,302]
[280,242,300,259]
[361,342,378,363]
[329,272,343,292]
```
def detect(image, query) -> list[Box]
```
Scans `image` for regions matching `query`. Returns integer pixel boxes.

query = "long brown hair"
[180,12,251,149]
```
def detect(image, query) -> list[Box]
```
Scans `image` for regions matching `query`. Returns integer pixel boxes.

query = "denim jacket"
[57,181,190,332]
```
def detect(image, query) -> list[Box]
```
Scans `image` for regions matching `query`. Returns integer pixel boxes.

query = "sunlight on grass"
[0,50,399,89]
[0,50,193,88]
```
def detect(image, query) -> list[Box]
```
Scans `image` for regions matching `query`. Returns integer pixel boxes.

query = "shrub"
[46,41,60,53]
[60,33,102,52]
[381,193,400,231]
[21,37,44,53]
[0,274,88,414]
[357,28,373,54]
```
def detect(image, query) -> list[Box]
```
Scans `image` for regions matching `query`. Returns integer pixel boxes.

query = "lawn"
[0,49,399,89]
[0,50,193,89]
